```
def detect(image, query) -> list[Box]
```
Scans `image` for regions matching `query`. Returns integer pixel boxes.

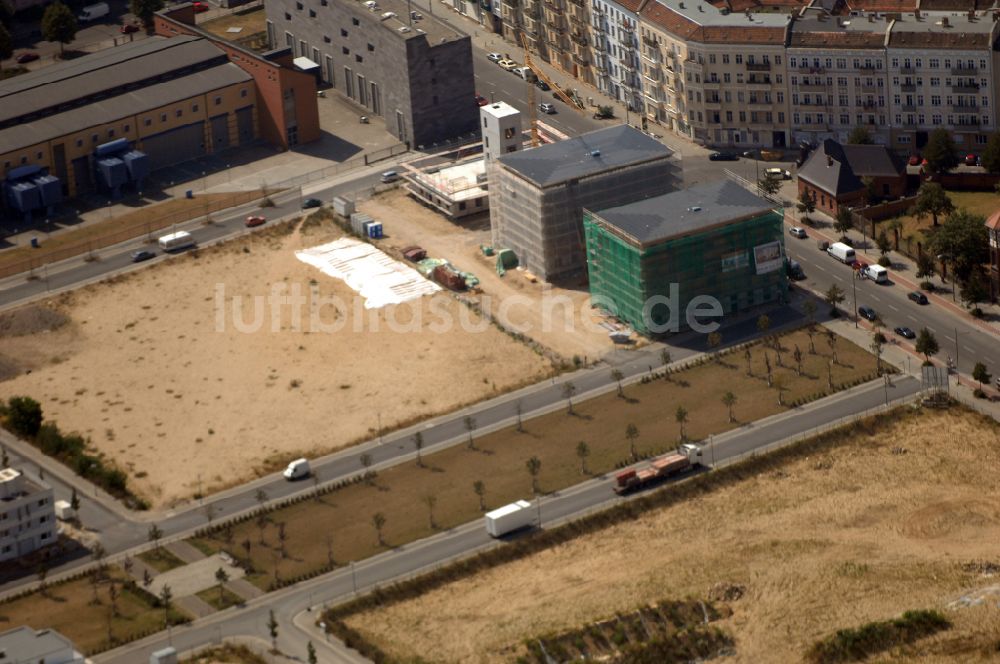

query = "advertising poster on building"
[721,250,749,273]
[753,241,783,275]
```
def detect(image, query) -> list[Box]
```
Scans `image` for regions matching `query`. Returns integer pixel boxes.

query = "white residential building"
[0,468,57,563]
[0,626,86,664]
[591,0,644,113]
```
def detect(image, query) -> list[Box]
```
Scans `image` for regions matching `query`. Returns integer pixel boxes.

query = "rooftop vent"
[398,25,411,32]
[698,4,703,10]
[687,206,702,212]
[940,16,949,26]
[590,149,601,157]
[380,10,396,19]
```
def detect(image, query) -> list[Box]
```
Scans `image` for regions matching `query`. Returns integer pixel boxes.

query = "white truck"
[485,500,535,537]
[862,263,888,283]
[826,241,856,264]
[78,2,110,21]
[157,230,195,252]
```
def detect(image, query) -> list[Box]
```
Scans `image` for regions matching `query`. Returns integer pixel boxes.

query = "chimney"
[827,155,833,166]
[913,8,920,19]
[968,9,975,21]
[867,13,873,22]
[941,16,949,26]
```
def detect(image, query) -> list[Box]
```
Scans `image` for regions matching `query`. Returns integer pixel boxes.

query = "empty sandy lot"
[0,217,553,507]
[346,407,1000,663]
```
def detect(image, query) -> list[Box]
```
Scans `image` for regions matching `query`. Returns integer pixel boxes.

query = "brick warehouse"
[265,0,478,147]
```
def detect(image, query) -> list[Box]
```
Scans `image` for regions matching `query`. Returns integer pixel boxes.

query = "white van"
[282,458,311,480]
[514,66,536,82]
[77,2,109,21]
[380,170,400,184]
[826,241,855,264]
[862,264,888,283]
[157,230,195,252]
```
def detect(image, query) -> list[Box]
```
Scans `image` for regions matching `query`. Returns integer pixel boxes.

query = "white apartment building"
[885,10,1000,153]
[591,0,644,113]
[0,627,86,664]
[0,468,57,563]
[786,8,890,146]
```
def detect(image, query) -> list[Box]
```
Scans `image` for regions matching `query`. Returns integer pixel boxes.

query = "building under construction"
[490,124,678,283]
[404,156,489,220]
[584,180,787,335]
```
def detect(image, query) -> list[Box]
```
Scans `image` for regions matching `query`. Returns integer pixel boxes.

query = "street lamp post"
[851,268,858,329]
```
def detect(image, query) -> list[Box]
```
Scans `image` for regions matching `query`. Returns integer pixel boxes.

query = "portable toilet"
[366,221,383,239]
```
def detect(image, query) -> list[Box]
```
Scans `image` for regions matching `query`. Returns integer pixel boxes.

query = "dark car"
[15,52,39,64]
[245,215,267,227]
[965,153,978,166]
[708,152,739,161]
[302,198,322,209]
[908,154,922,166]
[192,1,209,11]
[894,326,916,339]
[131,250,156,263]
[908,291,929,305]
[536,80,551,91]
[475,94,488,106]
[858,306,878,321]
[120,22,140,33]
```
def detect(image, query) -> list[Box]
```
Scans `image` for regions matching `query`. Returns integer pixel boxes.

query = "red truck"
[613,444,704,495]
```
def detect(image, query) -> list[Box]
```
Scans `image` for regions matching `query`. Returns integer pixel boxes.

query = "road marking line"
[888,305,899,312]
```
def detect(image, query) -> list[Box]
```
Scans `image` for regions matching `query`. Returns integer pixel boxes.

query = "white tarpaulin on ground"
[296,237,440,309]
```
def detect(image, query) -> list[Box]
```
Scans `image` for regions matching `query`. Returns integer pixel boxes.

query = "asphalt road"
[94,373,922,664]
[786,228,999,378]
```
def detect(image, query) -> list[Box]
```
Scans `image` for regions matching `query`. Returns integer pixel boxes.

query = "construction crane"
[517,30,584,147]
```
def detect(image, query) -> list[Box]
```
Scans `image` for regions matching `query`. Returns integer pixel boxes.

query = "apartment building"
[265,0,478,147]
[638,0,693,135]
[0,468,56,563]
[591,0,644,113]
[885,11,1000,153]
[786,8,890,146]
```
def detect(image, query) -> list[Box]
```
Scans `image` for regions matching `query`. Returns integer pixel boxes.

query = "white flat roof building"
[0,626,86,664]
[406,157,490,220]
[0,468,57,563]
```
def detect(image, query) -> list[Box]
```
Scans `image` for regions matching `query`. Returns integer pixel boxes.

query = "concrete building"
[786,8,890,146]
[491,124,679,282]
[638,0,692,136]
[481,101,522,166]
[265,0,478,147]
[0,626,86,664]
[0,468,57,563]
[584,179,787,334]
[797,139,906,216]
[405,157,489,219]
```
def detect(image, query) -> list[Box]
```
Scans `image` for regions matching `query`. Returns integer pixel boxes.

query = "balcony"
[746,62,771,72]
[861,102,877,110]
[798,66,825,74]
[951,83,980,93]
[900,104,917,112]
[799,82,827,91]
[952,66,978,75]
[705,98,721,108]
[953,104,980,113]
[747,78,772,88]
[572,51,589,66]
[570,30,587,45]
[900,84,916,92]
[642,33,656,46]
[641,50,660,64]
[702,78,720,88]
[857,64,879,72]
[898,66,915,74]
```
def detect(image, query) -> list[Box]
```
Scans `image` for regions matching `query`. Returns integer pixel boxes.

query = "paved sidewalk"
[166,540,208,565]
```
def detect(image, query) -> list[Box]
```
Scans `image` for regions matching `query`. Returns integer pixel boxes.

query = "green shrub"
[6,396,43,438]
[806,609,950,663]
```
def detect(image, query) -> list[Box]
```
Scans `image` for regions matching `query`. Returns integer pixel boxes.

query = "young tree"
[266,608,279,652]
[929,209,989,284]
[561,381,576,414]
[147,524,163,551]
[413,431,424,467]
[308,641,318,664]
[576,441,590,475]
[922,127,959,174]
[756,314,771,337]
[92,541,107,577]
[122,555,133,578]
[256,512,268,545]
[876,230,892,257]
[526,456,542,494]
[915,327,940,365]
[833,207,854,238]
[514,400,524,432]
[806,322,817,354]
[214,567,229,605]
[886,217,904,252]
[758,173,780,196]
[796,189,816,217]
[910,182,954,227]
[463,415,477,450]
[721,391,737,423]
[472,480,486,511]
[107,578,119,617]
[659,348,672,374]
[254,488,268,510]
[242,537,252,563]
[359,453,373,483]
[773,373,787,406]
[41,2,77,56]
[803,299,817,324]
[37,563,48,597]
[159,584,173,628]
[792,345,804,376]
[982,131,1000,173]
[744,347,753,376]
[130,0,164,29]
[625,423,639,460]
[825,284,845,317]
[675,405,688,442]
[276,521,287,559]
[847,126,873,145]
[826,330,840,365]
[70,487,80,513]
[142,568,153,589]
[610,368,625,398]
[203,503,217,526]
[7,396,43,438]
[371,512,386,546]
[972,362,991,391]
[870,332,884,376]
[707,331,722,361]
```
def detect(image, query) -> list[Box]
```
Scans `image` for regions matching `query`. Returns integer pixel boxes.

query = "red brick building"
[797,139,907,216]
[155,5,320,150]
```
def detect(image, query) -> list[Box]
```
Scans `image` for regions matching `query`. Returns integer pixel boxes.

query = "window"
[930,77,940,87]
[932,114,942,125]
[76,138,83,146]
[176,109,183,118]
[309,9,315,16]
[296,0,302,7]
[284,12,291,20]
[725,110,733,121]
[192,103,199,112]
[324,35,331,43]
[355,54,362,63]
[108,129,115,137]
[214,96,222,105]
[144,119,151,127]
[160,111,167,121]
[735,54,742,64]
[708,54,715,64]
[352,17,359,25]
[342,47,349,55]
[124,124,130,132]
[722,54,729,64]
[241,89,248,98]
[775,55,781,65]
[789,57,797,68]
[367,43,374,51]
[341,28,348,37]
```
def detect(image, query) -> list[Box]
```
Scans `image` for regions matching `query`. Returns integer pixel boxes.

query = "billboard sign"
[721,250,749,273]
[754,241,783,275]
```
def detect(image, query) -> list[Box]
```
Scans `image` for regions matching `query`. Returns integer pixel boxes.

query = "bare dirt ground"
[345,407,1000,663]
[0,218,552,507]
[359,190,632,363]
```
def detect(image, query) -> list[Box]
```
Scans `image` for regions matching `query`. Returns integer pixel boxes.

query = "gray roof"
[0,626,80,663]
[497,125,673,188]
[0,63,251,154]
[590,180,774,246]
[0,36,226,125]
[798,139,904,196]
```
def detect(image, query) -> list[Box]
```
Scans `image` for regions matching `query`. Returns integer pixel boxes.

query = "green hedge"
[806,609,951,663]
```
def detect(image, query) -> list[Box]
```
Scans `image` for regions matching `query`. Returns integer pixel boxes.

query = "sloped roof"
[640,0,700,38]
[799,140,905,197]
[986,209,1000,231]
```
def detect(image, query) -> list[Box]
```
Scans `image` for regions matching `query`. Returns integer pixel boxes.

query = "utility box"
[333,196,355,217]
[54,500,75,520]
[150,646,177,664]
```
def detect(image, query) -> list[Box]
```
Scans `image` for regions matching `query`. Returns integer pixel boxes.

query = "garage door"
[141,122,206,171]
[236,106,255,145]
[71,156,92,195]
[210,114,230,151]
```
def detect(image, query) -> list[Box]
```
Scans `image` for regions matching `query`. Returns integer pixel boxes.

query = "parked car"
[708,152,739,161]
[908,291,929,305]
[789,226,807,238]
[131,249,156,263]
[302,198,322,209]
[965,153,979,166]
[245,215,267,227]
[851,259,868,271]
[538,102,556,114]
[742,150,756,158]
[475,94,488,106]
[908,154,922,166]
[487,52,503,63]
[536,79,551,91]
[765,167,792,180]
[894,326,916,339]
[192,1,209,11]
[497,59,519,71]
[858,306,878,321]
[120,22,140,33]
[15,52,39,64]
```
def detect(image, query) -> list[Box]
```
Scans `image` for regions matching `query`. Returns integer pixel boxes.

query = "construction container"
[350,212,373,235]
[366,221,383,239]
[402,246,426,261]
[333,196,355,217]
[432,264,467,291]
[485,500,534,537]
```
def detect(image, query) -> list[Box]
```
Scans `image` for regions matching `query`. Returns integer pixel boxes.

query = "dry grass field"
[890,190,1000,247]
[189,327,877,589]
[343,407,1000,663]
[0,216,553,506]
